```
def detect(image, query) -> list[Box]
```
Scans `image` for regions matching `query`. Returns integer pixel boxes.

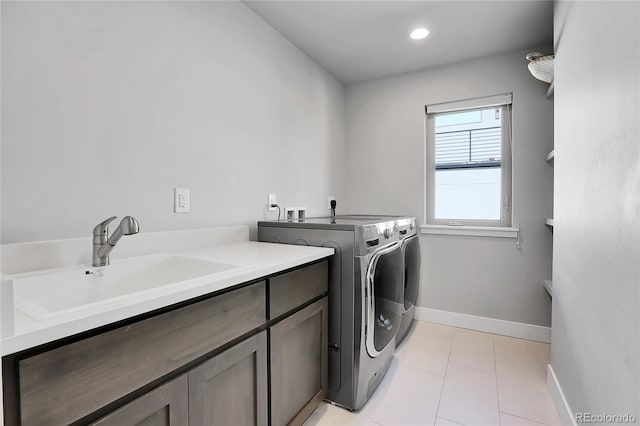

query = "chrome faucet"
[92,216,140,267]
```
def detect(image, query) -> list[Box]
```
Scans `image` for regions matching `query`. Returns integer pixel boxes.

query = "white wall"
[346,47,554,326]
[0,1,347,244]
[551,0,639,418]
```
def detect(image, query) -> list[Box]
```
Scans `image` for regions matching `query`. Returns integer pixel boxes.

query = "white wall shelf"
[544,217,555,227]
[546,149,555,163]
[543,279,553,297]
[546,81,554,99]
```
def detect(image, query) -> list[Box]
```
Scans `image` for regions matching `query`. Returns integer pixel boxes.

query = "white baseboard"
[547,364,576,426]
[414,307,551,342]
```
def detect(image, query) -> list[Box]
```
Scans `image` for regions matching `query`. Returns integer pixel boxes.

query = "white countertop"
[1,241,333,355]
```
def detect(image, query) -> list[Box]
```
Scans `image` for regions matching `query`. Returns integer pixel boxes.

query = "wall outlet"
[328,196,336,210]
[268,193,277,211]
[285,207,296,220]
[285,207,306,220]
[174,188,190,213]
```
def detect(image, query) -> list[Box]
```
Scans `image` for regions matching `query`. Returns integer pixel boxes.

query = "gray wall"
[346,47,554,326]
[1,1,347,243]
[552,0,639,418]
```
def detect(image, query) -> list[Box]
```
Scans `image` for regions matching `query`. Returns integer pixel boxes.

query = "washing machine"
[396,217,420,345]
[329,215,421,345]
[325,215,420,346]
[258,217,403,411]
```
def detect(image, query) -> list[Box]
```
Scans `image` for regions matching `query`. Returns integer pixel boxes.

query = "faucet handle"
[93,216,117,237]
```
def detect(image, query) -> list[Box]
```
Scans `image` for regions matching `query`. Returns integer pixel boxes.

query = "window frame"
[425,100,513,228]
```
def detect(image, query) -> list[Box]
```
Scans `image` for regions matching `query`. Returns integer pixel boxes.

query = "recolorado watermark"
[576,413,637,423]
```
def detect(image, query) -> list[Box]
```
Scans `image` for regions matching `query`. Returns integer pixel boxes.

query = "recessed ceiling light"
[410,28,430,40]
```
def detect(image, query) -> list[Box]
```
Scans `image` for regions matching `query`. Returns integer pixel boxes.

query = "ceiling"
[245,1,553,84]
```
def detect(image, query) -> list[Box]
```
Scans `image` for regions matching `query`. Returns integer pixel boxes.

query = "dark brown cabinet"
[92,332,268,426]
[92,376,189,426]
[268,260,329,426]
[270,298,328,426]
[188,331,268,426]
[3,260,329,426]
[13,282,266,425]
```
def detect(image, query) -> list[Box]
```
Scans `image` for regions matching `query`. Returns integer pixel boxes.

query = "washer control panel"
[396,217,417,238]
[357,220,398,255]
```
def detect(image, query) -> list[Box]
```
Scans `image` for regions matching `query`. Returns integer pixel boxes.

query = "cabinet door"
[92,375,188,426]
[189,331,268,426]
[270,297,328,426]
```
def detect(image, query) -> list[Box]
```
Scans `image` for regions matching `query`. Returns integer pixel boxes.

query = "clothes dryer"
[396,217,420,345]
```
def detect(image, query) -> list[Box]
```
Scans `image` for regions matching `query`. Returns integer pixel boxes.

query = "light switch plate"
[268,194,277,211]
[174,188,190,213]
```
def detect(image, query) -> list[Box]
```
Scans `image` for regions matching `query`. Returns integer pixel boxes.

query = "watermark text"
[576,413,637,423]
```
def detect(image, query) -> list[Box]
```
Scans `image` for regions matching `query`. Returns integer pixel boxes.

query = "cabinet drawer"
[269,261,328,319]
[18,282,266,425]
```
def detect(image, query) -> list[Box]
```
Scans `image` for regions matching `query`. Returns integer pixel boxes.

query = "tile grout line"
[449,328,498,374]
[493,336,557,426]
[437,415,466,426]
[433,327,456,425]
[493,335,503,426]
[447,360,496,375]
[499,410,554,426]
[399,363,447,378]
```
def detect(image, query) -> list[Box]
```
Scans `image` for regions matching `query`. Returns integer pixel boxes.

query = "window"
[425,94,513,228]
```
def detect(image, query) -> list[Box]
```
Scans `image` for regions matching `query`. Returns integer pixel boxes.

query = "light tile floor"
[303,321,561,426]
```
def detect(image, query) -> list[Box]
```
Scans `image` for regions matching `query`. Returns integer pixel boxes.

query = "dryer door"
[365,243,403,357]
[402,235,421,311]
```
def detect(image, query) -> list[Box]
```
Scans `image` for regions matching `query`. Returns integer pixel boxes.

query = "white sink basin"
[14,255,239,320]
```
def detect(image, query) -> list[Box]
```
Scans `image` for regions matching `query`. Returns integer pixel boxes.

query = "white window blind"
[426,93,513,115]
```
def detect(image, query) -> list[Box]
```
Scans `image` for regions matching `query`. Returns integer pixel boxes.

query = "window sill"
[420,224,519,238]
